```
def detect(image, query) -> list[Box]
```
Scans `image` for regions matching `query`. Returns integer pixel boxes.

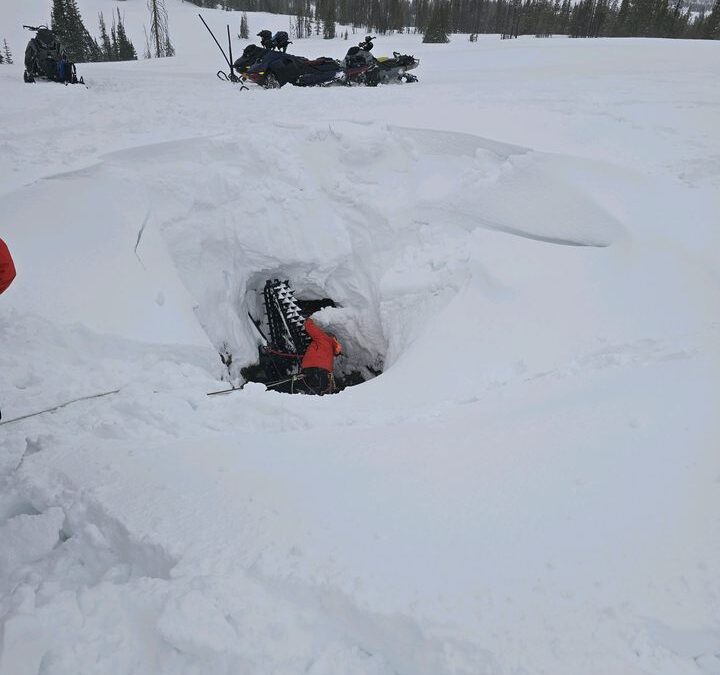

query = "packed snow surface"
[1,1,719,674]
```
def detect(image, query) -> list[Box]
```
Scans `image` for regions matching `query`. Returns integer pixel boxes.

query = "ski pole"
[206,385,245,396]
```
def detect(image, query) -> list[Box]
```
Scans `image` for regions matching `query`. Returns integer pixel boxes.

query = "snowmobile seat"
[295,58,343,86]
[344,46,375,69]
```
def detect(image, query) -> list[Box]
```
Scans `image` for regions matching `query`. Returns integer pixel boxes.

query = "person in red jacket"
[0,238,16,295]
[0,237,15,420]
[301,316,342,395]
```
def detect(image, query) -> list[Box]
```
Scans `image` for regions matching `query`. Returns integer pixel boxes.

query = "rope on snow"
[0,389,121,427]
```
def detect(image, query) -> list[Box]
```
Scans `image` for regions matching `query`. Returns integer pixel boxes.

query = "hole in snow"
[239,277,383,394]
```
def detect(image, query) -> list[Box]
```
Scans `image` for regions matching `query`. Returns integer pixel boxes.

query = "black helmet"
[257,30,272,38]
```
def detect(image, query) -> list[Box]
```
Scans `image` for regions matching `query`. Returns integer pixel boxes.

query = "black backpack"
[271,31,291,51]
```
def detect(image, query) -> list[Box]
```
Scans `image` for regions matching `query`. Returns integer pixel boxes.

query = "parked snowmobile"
[344,35,419,84]
[244,51,344,88]
[22,25,83,85]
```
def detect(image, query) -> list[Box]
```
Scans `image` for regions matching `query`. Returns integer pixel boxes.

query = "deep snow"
[1,1,719,674]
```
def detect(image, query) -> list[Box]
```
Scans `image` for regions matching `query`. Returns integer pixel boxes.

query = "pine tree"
[172,0,716,38]
[2,39,12,64]
[111,18,119,60]
[240,12,250,39]
[322,0,337,37]
[423,1,450,41]
[115,10,138,60]
[52,0,99,62]
[148,0,175,58]
[0,50,4,65]
[293,2,305,39]
[704,0,720,37]
[612,0,630,33]
[669,0,687,37]
[98,13,113,60]
[51,0,69,48]
[164,34,175,57]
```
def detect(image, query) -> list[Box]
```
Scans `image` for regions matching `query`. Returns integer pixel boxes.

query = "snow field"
[1,0,720,673]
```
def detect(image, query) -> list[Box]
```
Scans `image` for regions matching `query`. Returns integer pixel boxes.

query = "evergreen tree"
[111,19,119,60]
[240,12,250,38]
[115,10,138,60]
[704,0,720,37]
[52,0,99,62]
[98,13,113,60]
[177,0,718,38]
[0,50,4,65]
[612,0,630,33]
[322,0,337,37]
[668,0,687,37]
[423,1,450,41]
[164,34,176,57]
[51,0,69,49]
[292,1,305,39]
[557,0,572,32]
[148,0,175,58]
[2,39,12,64]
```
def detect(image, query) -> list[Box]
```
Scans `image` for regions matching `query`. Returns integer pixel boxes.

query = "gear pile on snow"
[22,25,84,85]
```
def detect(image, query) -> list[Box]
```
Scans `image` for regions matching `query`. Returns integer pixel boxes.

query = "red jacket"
[301,318,341,372]
[0,239,16,295]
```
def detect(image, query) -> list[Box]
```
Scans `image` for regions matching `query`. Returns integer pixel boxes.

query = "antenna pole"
[198,14,231,69]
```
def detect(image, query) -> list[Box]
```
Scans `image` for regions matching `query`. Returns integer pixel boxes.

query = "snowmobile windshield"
[35,29,57,49]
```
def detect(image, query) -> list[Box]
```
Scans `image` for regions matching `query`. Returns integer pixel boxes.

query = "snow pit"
[240,277,383,394]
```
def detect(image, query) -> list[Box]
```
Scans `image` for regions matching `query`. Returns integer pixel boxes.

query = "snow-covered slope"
[1,1,719,674]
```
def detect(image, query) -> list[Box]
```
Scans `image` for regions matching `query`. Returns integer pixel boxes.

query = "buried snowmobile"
[240,280,326,394]
[233,280,376,394]
[22,25,84,85]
